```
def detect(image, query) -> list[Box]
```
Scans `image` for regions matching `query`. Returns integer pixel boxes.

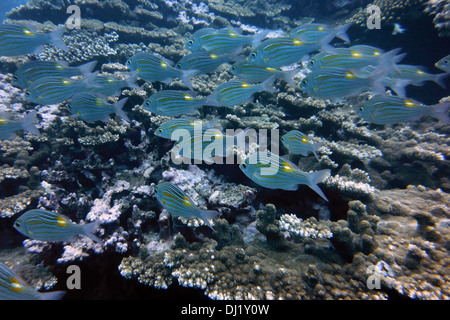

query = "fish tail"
[318,28,339,53]
[49,26,69,52]
[204,91,223,107]
[433,72,449,89]
[205,115,223,130]
[251,29,270,48]
[260,75,277,93]
[282,68,299,88]
[82,220,102,243]
[307,169,331,202]
[181,69,199,90]
[199,209,219,231]
[77,60,98,76]
[379,48,406,74]
[431,102,450,124]
[113,97,130,122]
[335,22,352,42]
[39,291,66,300]
[125,72,141,90]
[390,79,410,98]
[311,142,323,161]
[21,111,40,136]
[83,70,100,88]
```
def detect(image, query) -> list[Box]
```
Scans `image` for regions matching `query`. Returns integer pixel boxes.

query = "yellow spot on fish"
[0,118,7,125]
[160,61,168,69]
[184,94,193,101]
[56,65,64,70]
[136,68,140,73]
[405,99,415,108]
[265,67,276,72]
[351,51,362,58]
[282,161,294,172]
[209,54,218,59]
[301,136,308,144]
[228,31,238,38]
[313,86,318,91]
[264,58,269,62]
[76,111,81,115]
[373,50,381,56]
[23,29,34,36]
[241,82,250,88]
[293,38,303,46]
[416,70,425,75]
[318,26,325,31]
[182,196,192,206]
[96,98,103,107]
[345,71,356,79]
[9,277,24,293]
[56,216,67,227]
[62,79,71,85]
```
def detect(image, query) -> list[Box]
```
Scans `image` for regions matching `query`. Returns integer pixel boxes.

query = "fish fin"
[251,29,270,48]
[39,291,66,300]
[433,72,449,89]
[282,68,300,88]
[49,26,69,52]
[83,71,101,88]
[318,30,338,54]
[206,115,223,130]
[431,102,450,124]
[311,142,323,161]
[21,111,40,136]
[77,60,98,76]
[307,169,331,202]
[82,220,102,243]
[260,75,277,93]
[335,22,352,42]
[199,210,219,231]
[390,79,410,98]
[125,72,141,90]
[378,48,405,73]
[181,69,199,90]
[203,91,222,107]
[113,97,130,122]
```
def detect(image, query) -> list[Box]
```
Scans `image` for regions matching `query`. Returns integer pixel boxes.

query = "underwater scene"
[0,0,449,303]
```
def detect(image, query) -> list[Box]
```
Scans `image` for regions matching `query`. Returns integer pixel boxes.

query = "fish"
[356,95,450,125]
[69,93,130,123]
[281,130,322,161]
[239,150,330,201]
[289,22,351,44]
[170,128,249,164]
[155,116,222,140]
[154,181,219,230]
[174,51,231,75]
[24,72,98,105]
[0,111,40,140]
[230,61,298,87]
[247,36,324,68]
[12,60,97,89]
[392,23,406,35]
[84,73,140,96]
[205,76,276,108]
[298,66,388,99]
[435,54,450,72]
[0,263,65,300]
[142,90,207,116]
[13,209,101,243]
[185,27,266,55]
[389,64,449,88]
[126,52,197,90]
[0,24,68,57]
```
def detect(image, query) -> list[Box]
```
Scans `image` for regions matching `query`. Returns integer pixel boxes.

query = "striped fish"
[0,263,65,300]
[143,90,206,116]
[154,182,219,230]
[186,27,265,55]
[299,67,386,99]
[357,95,450,125]
[239,151,330,201]
[389,64,448,88]
[13,209,101,243]
[84,73,140,96]
[155,116,221,140]
[205,76,276,108]
[230,61,298,86]
[174,51,231,75]
[24,73,98,105]
[170,128,248,164]
[289,23,351,44]
[281,130,322,161]
[307,45,386,71]
[126,52,197,90]
[0,111,39,140]
[13,60,97,89]
[435,54,450,72]
[248,37,321,68]
[0,24,67,57]
[69,93,130,123]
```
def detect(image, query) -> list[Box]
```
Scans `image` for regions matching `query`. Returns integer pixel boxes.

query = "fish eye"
[144,101,150,107]
[13,75,18,81]
[187,40,194,45]
[310,60,315,65]
[444,59,449,64]
[231,65,236,70]
[14,221,20,228]
[241,163,247,169]
[175,63,181,69]
[126,59,132,65]
[25,90,31,96]
[301,79,308,87]
[359,107,364,112]
[250,52,257,58]
[157,128,163,133]
[281,136,284,141]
